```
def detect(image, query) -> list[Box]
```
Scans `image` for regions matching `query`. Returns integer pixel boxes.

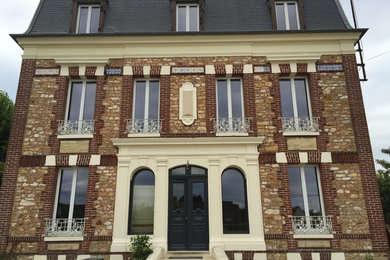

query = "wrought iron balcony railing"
[45,218,86,237]
[211,117,251,134]
[58,120,95,135]
[126,119,162,134]
[291,216,333,235]
[281,117,319,132]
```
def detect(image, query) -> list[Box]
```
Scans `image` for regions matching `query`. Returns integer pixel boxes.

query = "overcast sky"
[0,0,389,168]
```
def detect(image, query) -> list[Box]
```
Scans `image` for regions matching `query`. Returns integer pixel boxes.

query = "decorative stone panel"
[35,68,60,76]
[172,67,204,74]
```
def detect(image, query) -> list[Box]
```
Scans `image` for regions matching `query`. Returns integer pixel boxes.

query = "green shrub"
[130,235,153,260]
[364,253,374,260]
[0,253,17,260]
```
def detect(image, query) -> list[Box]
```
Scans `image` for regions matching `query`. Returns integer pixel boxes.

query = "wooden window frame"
[269,0,305,30]
[70,0,107,33]
[171,0,204,31]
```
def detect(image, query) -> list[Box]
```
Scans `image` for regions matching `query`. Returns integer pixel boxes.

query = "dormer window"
[77,5,100,33]
[176,4,199,32]
[275,1,300,30]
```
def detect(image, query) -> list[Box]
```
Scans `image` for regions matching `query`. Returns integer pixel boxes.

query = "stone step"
[164,251,213,260]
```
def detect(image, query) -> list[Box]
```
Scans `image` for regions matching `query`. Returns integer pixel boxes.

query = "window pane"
[56,169,74,219]
[230,79,243,118]
[287,3,298,30]
[73,169,88,218]
[288,166,305,216]
[78,7,89,33]
[191,167,206,175]
[90,7,100,33]
[131,170,155,233]
[172,183,185,212]
[83,82,96,120]
[177,6,186,32]
[192,183,205,211]
[276,4,286,30]
[171,167,186,175]
[217,80,228,118]
[189,6,198,31]
[148,80,159,120]
[68,82,83,120]
[304,166,322,216]
[134,81,146,120]
[222,169,249,233]
[280,80,294,117]
[294,79,310,117]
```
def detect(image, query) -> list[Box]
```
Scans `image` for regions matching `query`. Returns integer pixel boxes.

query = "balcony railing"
[58,120,95,135]
[281,117,319,132]
[126,119,162,134]
[45,218,86,237]
[211,117,251,134]
[291,216,333,234]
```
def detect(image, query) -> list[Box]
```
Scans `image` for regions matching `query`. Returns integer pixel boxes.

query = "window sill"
[128,133,161,138]
[283,131,320,136]
[44,236,84,242]
[57,134,94,139]
[293,234,334,239]
[216,133,249,137]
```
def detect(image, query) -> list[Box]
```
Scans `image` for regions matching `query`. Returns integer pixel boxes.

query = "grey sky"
[0,0,389,168]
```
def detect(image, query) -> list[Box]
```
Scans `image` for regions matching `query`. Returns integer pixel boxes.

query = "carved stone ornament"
[179,82,197,126]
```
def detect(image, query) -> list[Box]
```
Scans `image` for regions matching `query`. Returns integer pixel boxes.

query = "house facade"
[0,0,389,259]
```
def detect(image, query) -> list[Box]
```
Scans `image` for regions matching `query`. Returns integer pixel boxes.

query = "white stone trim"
[206,65,216,74]
[299,152,308,163]
[276,152,287,163]
[308,63,317,73]
[44,236,84,241]
[60,65,69,76]
[212,247,229,260]
[79,65,86,77]
[321,152,332,163]
[179,82,197,125]
[34,255,47,260]
[216,132,249,137]
[287,253,301,260]
[110,255,124,260]
[253,253,267,260]
[293,234,334,239]
[143,65,151,77]
[57,134,94,139]
[311,253,320,260]
[96,65,105,76]
[234,253,242,260]
[160,66,170,75]
[290,62,297,74]
[111,137,266,253]
[225,64,233,76]
[77,255,90,260]
[128,133,161,138]
[123,66,133,75]
[90,155,101,165]
[69,155,78,166]
[243,64,253,74]
[282,131,320,136]
[146,247,164,260]
[332,253,345,260]
[45,155,56,166]
[58,256,66,260]
[271,63,281,74]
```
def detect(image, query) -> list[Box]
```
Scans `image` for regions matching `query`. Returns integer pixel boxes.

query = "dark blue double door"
[168,166,209,251]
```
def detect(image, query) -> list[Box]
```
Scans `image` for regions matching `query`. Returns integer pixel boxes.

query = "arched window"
[221,168,249,234]
[128,169,155,234]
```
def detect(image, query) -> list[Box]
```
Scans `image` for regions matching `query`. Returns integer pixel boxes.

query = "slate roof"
[25,0,353,35]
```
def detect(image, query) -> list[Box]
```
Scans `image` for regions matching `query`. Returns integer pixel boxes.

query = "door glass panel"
[189,6,198,31]
[148,80,160,120]
[217,80,228,118]
[90,7,100,33]
[192,183,205,211]
[294,79,309,117]
[83,82,96,120]
[276,4,286,30]
[73,169,88,218]
[77,7,89,33]
[287,3,298,30]
[177,6,186,31]
[172,183,185,212]
[280,79,294,118]
[134,81,146,120]
[68,82,83,120]
[191,167,206,175]
[171,167,186,175]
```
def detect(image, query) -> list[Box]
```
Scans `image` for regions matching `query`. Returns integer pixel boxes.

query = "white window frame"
[280,77,312,119]
[275,1,300,30]
[291,165,325,218]
[176,4,200,32]
[65,80,96,122]
[216,78,245,120]
[76,5,100,33]
[53,168,87,222]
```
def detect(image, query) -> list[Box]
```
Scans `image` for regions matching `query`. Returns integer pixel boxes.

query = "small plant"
[0,253,17,260]
[363,253,374,260]
[130,235,153,260]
